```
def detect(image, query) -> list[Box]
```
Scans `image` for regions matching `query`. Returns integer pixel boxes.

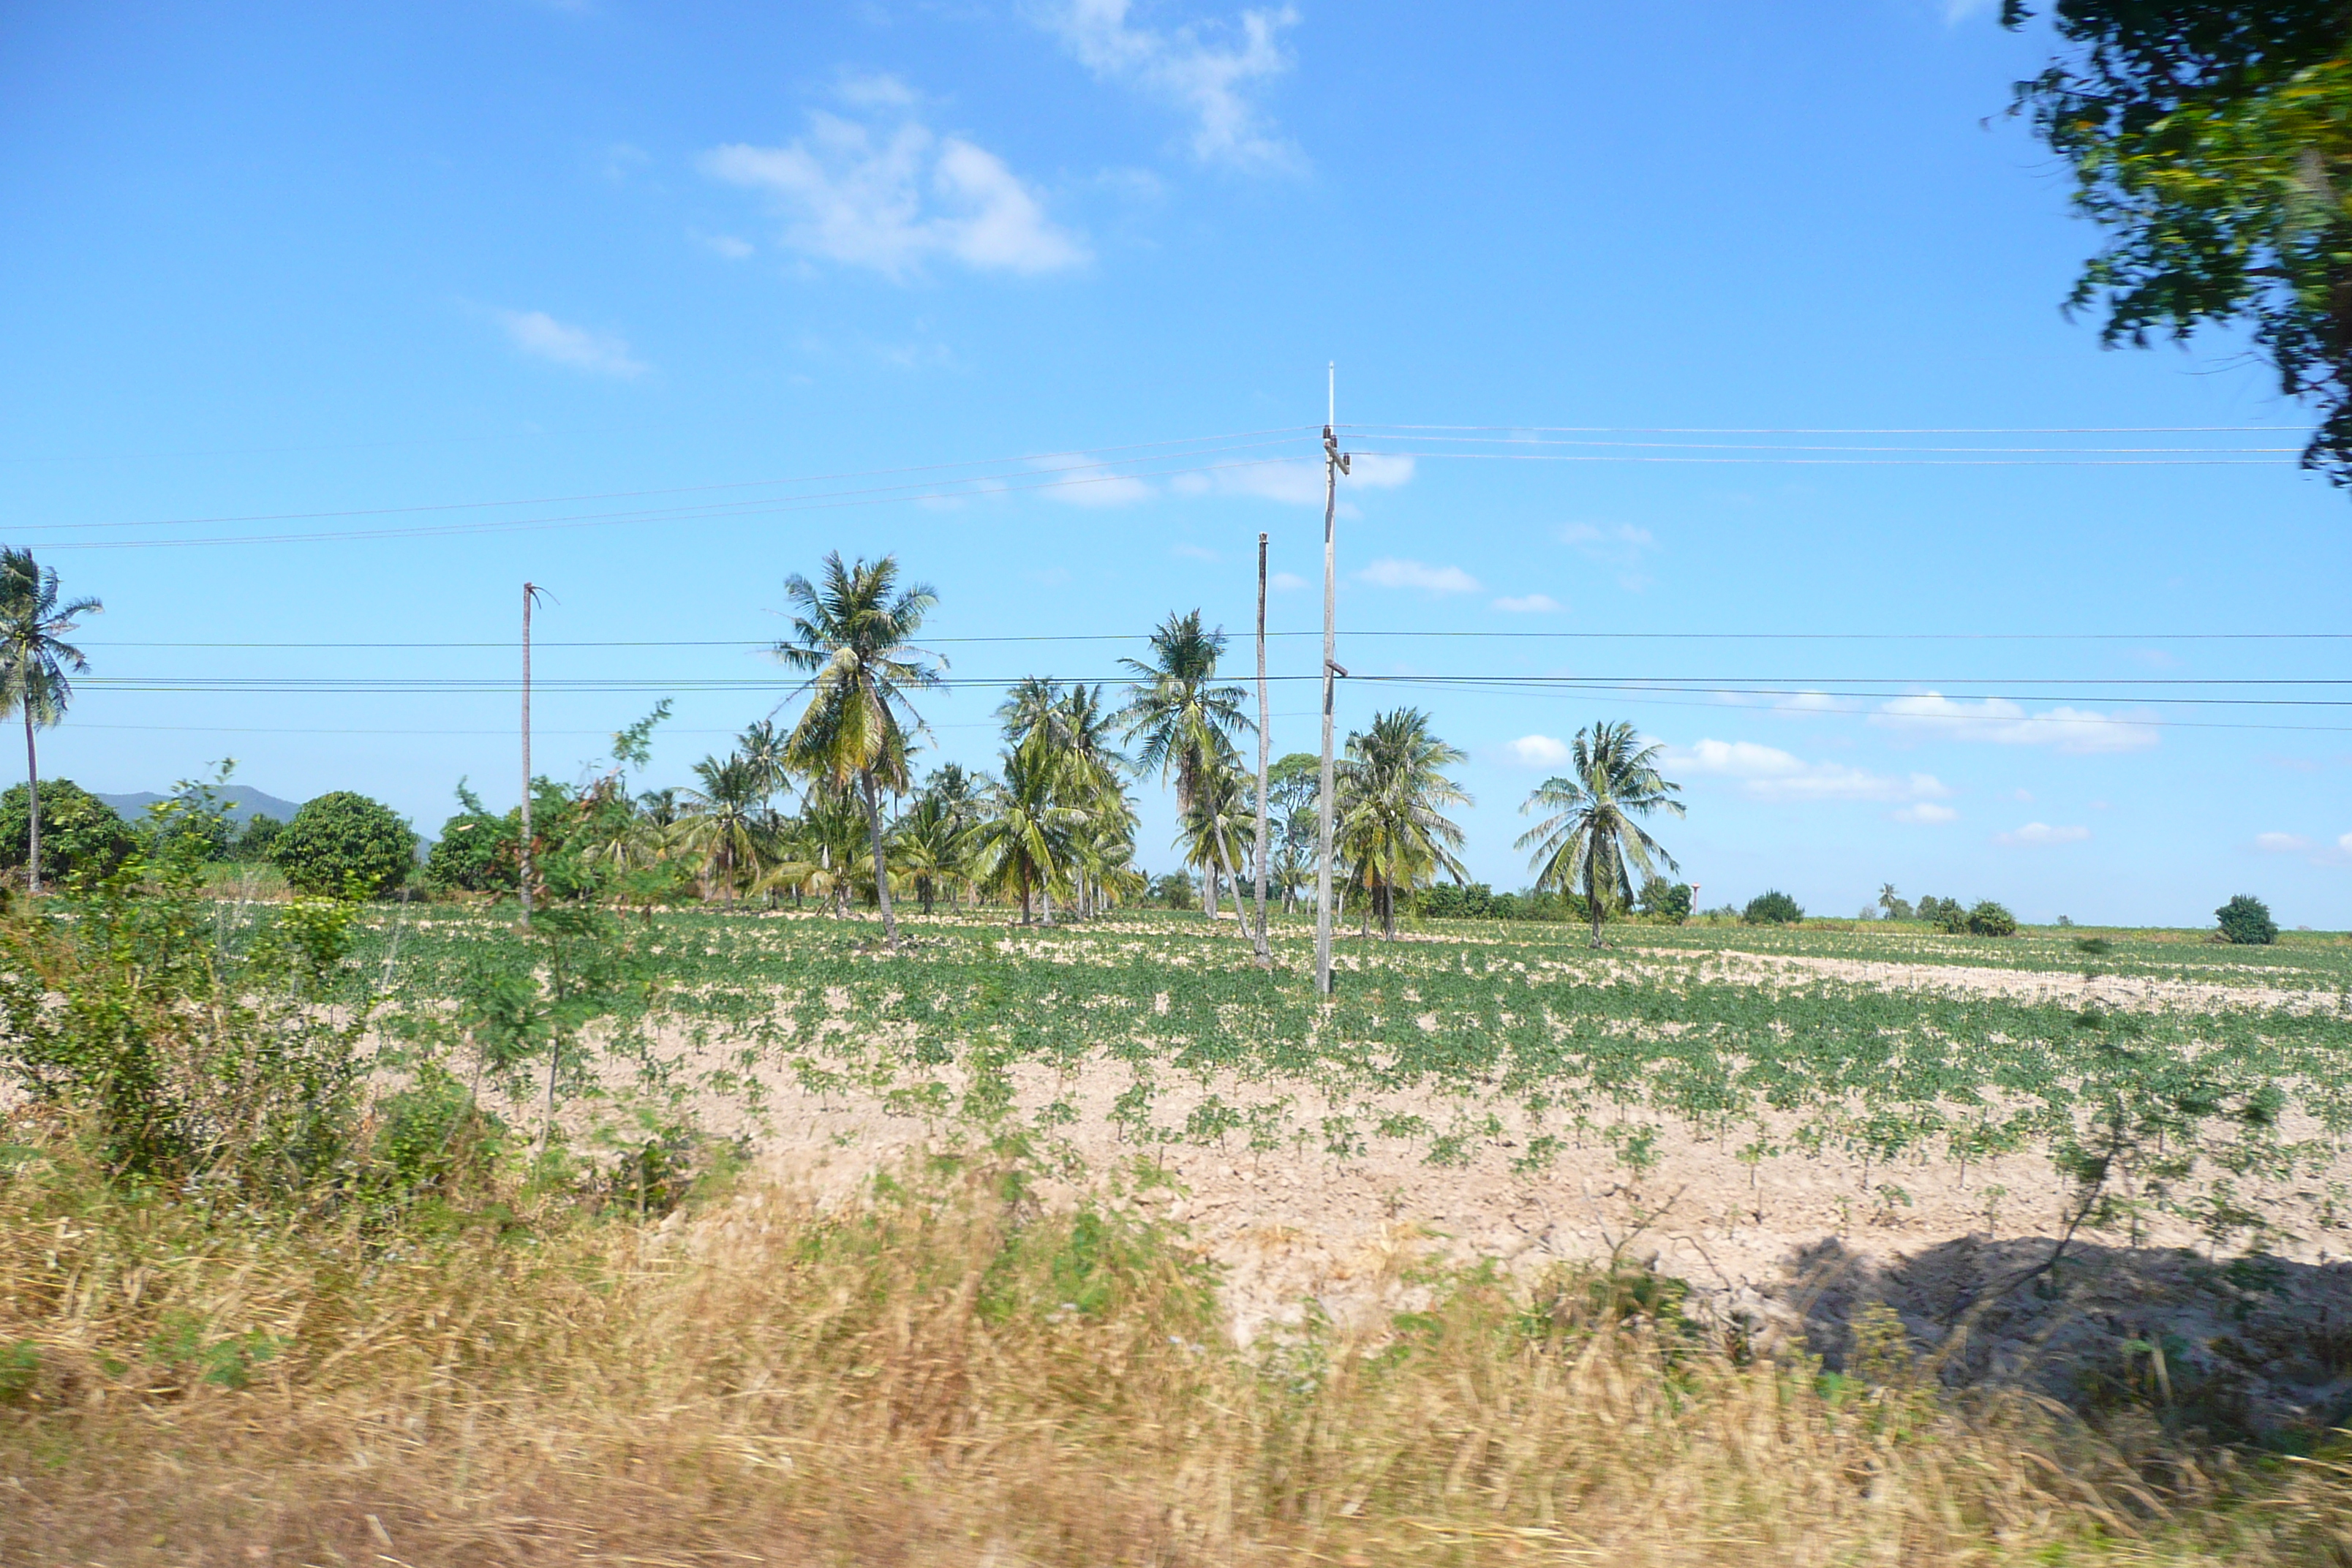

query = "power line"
[18,426,1319,533]
[72,630,2352,649]
[1345,423,2306,434]
[26,451,1319,551]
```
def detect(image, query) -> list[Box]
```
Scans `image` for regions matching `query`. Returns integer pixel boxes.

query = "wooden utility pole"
[1315,366,1350,997]
[1252,531,1272,966]
[520,582,543,925]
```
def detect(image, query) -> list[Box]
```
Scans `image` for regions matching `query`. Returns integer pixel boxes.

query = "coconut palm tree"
[1516,720,1684,949]
[772,553,943,947]
[1117,610,1250,919]
[0,550,99,895]
[890,793,966,916]
[677,753,772,903]
[1179,754,1256,927]
[968,745,1083,926]
[1333,708,1472,941]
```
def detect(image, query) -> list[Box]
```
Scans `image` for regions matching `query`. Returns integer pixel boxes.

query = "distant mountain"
[93,786,304,826]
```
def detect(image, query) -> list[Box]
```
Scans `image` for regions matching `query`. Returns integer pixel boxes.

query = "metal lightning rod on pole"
[520,581,547,927]
[1252,530,1272,968]
[1314,366,1350,997]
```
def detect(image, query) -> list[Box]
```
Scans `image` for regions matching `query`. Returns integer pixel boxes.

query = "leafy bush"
[143,789,232,864]
[0,780,136,883]
[232,813,284,862]
[1638,876,1693,923]
[1918,895,1970,934]
[0,845,370,1186]
[270,792,416,897]
[426,808,520,893]
[1965,900,2018,937]
[1147,872,1196,911]
[1417,882,1498,919]
[1743,889,1803,926]
[2216,894,2277,946]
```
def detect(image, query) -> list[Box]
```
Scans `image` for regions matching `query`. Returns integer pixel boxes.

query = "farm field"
[368,904,2352,1425]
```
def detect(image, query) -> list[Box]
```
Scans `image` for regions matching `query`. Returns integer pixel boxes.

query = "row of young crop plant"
[360,905,2352,1259]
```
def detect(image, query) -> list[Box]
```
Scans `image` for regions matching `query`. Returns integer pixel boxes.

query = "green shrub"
[232,813,284,862]
[1638,877,1693,924]
[1965,900,2018,937]
[1918,895,1970,934]
[1148,872,1196,911]
[426,810,519,893]
[270,792,416,898]
[2216,894,2277,946]
[1743,889,1803,926]
[0,780,136,882]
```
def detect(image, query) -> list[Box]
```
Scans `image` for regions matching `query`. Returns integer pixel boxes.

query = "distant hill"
[93,786,304,826]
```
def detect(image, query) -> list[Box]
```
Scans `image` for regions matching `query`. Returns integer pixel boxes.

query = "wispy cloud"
[1172,451,1414,507]
[693,231,755,260]
[2255,832,2315,854]
[1360,557,1480,594]
[496,310,647,377]
[1270,570,1308,592]
[1027,453,1156,506]
[1891,802,1959,825]
[1169,541,1219,559]
[1560,521,1659,589]
[701,81,1085,279]
[1507,734,1572,768]
[1994,821,2092,847]
[1044,0,1303,170]
[1668,739,1952,804]
[1872,693,2160,754]
[1493,592,1562,614]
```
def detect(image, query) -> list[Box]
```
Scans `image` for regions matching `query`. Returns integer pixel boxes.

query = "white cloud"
[2256,832,2316,854]
[2342,832,2352,853]
[1174,450,1416,508]
[1493,592,1562,614]
[1559,521,1659,589]
[496,310,647,377]
[1941,0,1999,21]
[1669,739,1953,804]
[1872,693,2160,755]
[1891,802,1959,825]
[693,231,755,260]
[1270,570,1308,592]
[1047,0,1302,170]
[1994,822,2092,847]
[701,99,1085,279]
[1507,734,1571,768]
[1026,453,1156,506]
[1360,557,1480,594]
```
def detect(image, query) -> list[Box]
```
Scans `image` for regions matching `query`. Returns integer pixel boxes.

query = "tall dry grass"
[5,1133,2351,1567]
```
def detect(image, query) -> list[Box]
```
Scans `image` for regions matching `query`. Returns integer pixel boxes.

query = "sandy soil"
[521,940,2352,1433]
[1619,944,2350,1017]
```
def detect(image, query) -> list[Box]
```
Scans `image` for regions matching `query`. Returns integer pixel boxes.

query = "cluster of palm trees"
[0,543,1690,951]
[608,553,1687,951]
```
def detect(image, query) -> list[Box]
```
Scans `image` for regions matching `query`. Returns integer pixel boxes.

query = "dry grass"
[5,1134,2352,1567]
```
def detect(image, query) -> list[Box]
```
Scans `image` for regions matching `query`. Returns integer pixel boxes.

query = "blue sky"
[1,1,2347,927]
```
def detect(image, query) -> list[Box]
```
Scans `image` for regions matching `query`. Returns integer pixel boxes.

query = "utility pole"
[520,582,544,926]
[1314,365,1350,997]
[1252,530,1272,967]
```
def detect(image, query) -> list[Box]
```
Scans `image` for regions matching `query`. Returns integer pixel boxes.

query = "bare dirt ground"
[1621,944,2350,1017]
[531,938,2352,1437]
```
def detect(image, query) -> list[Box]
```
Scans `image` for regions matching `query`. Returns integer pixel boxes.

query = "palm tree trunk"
[1041,883,1055,927]
[1382,882,1395,941]
[859,770,897,946]
[1019,862,1033,926]
[21,705,38,897]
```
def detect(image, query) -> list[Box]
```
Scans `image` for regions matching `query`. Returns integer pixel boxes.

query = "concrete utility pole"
[1314,366,1350,997]
[520,582,544,926]
[1252,530,1272,966]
